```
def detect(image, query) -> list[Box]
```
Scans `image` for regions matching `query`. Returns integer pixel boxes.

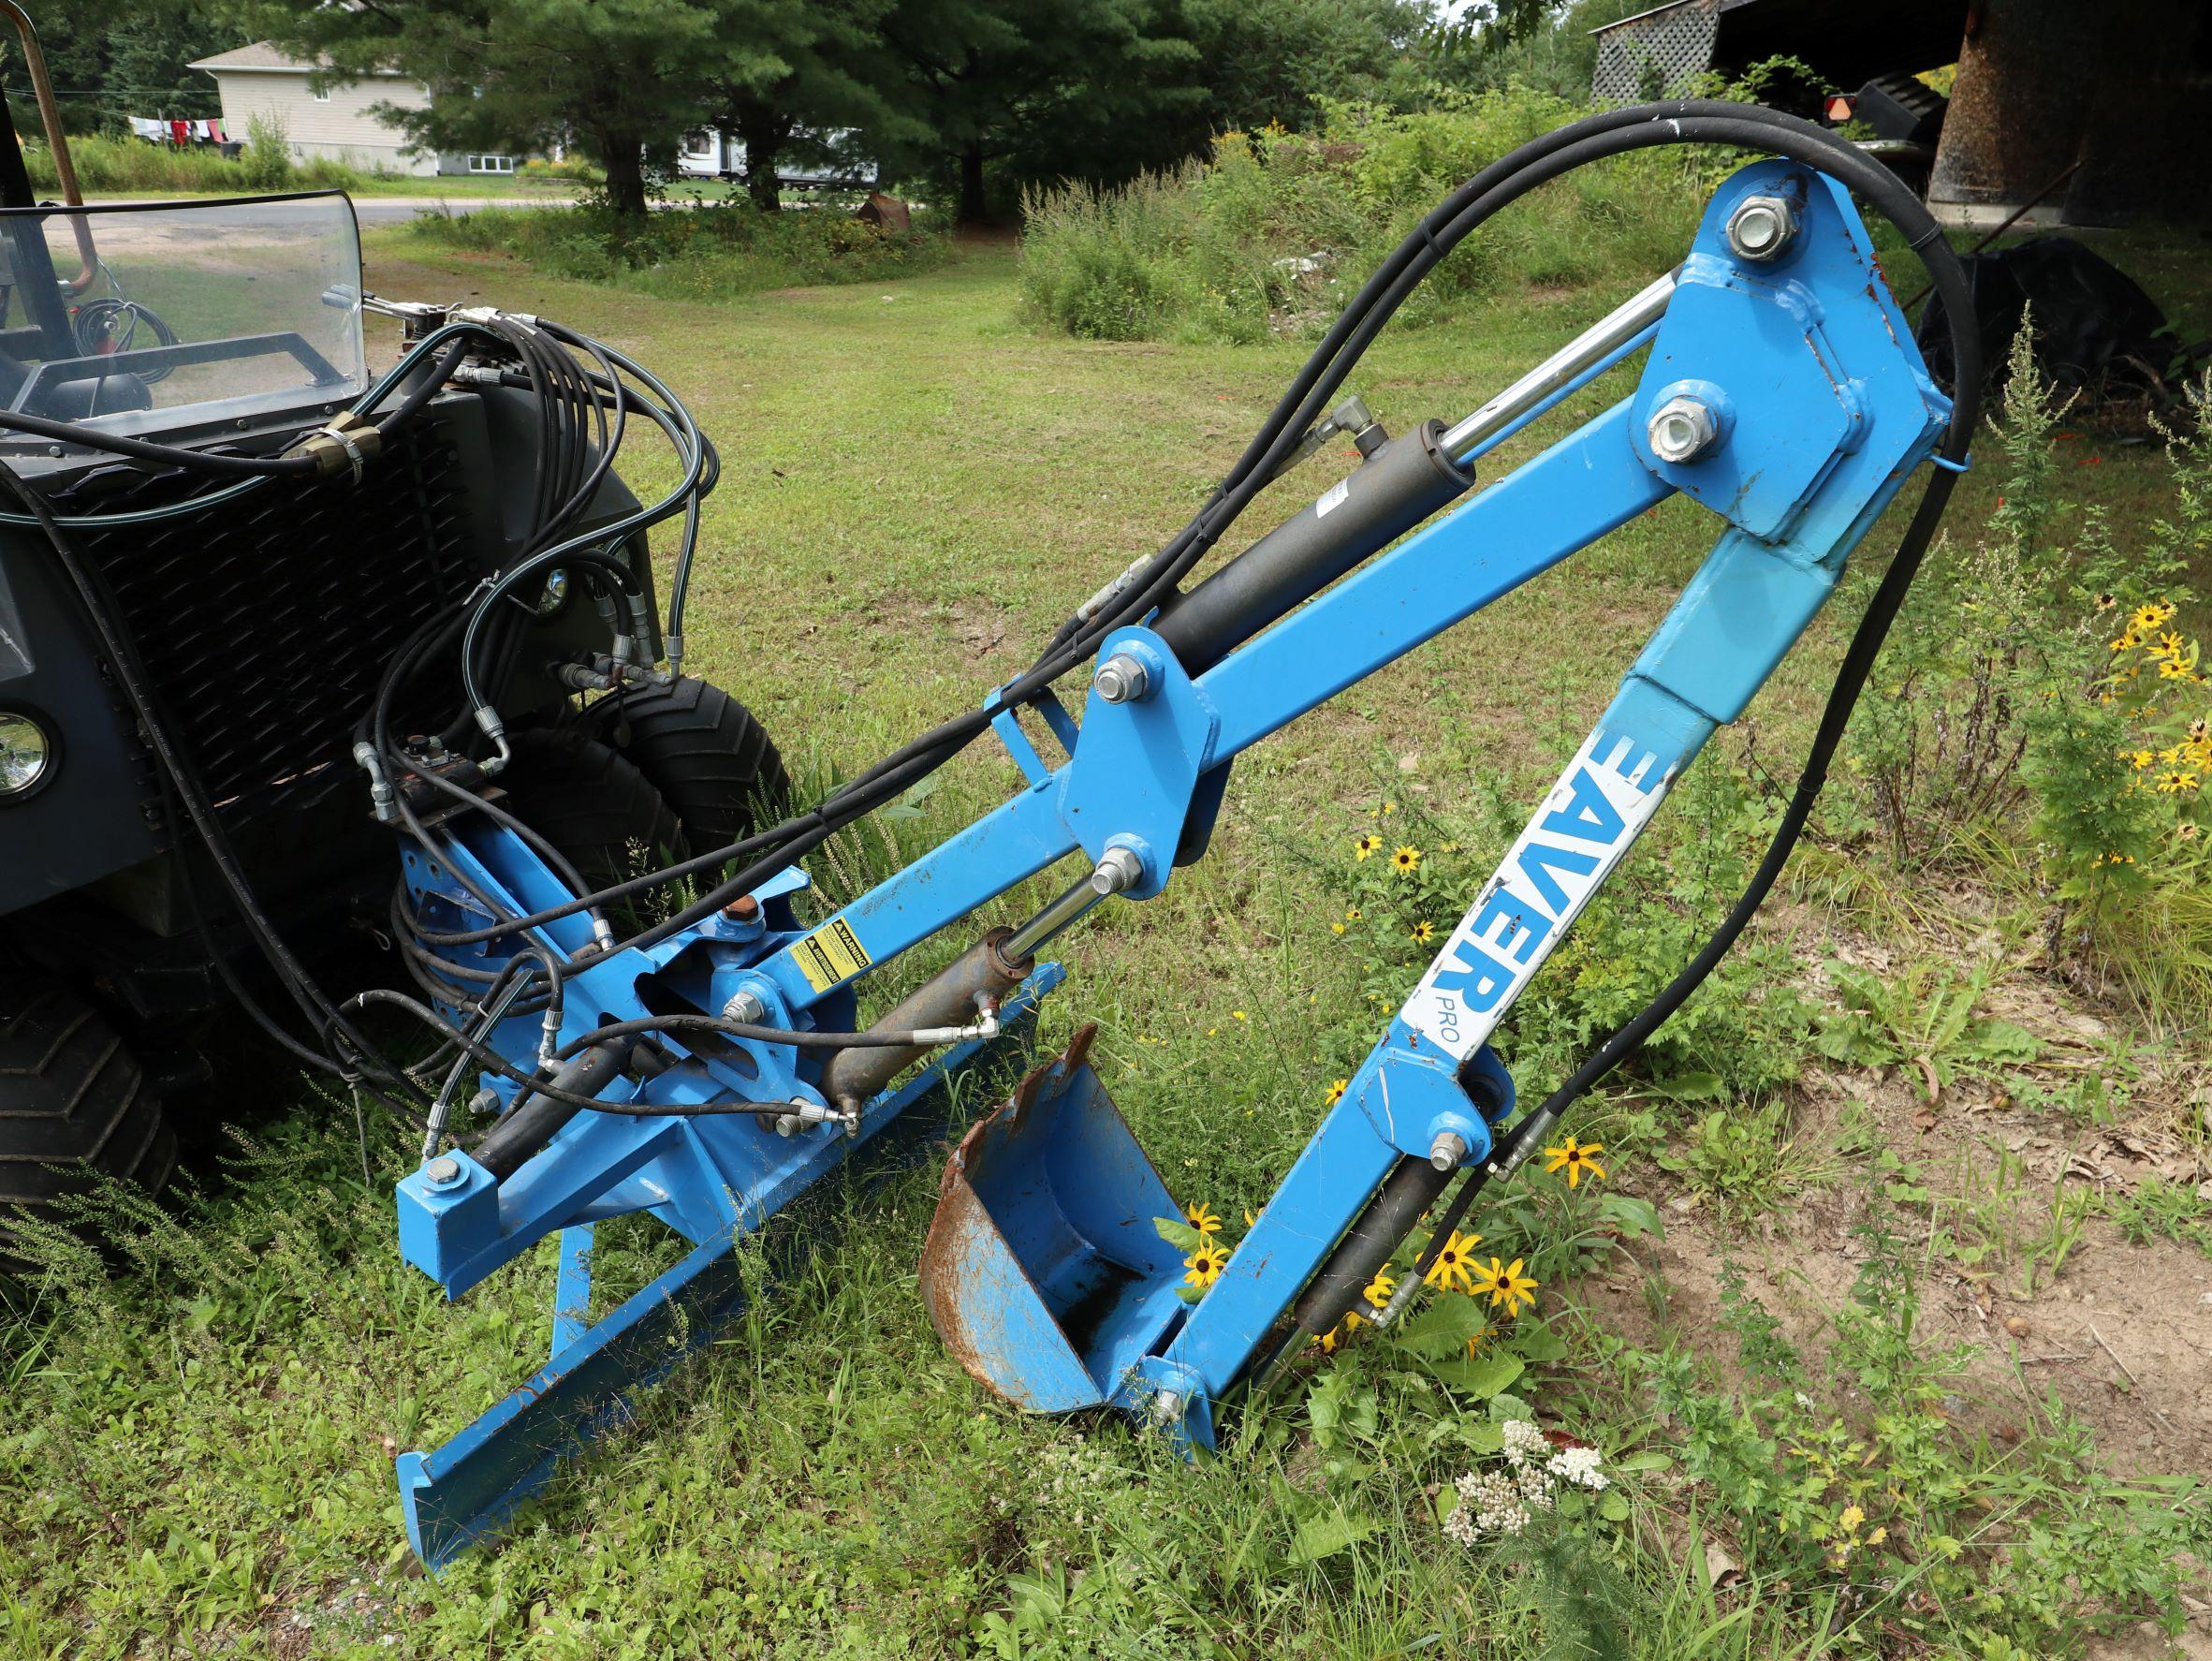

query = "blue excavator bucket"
[919,1027,1190,1412]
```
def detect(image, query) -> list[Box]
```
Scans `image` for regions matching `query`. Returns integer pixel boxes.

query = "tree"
[869,0,1208,223]
[6,0,235,134]
[1187,0,1434,134]
[703,0,915,212]
[252,0,720,214]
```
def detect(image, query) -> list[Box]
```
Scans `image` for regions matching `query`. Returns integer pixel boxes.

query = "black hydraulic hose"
[0,404,323,475]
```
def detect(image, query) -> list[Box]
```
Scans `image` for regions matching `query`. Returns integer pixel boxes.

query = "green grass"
[5,226,2209,1657]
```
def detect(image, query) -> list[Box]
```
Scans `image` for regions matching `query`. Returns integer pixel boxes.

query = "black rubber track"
[494,726,687,892]
[595,675,790,854]
[0,979,178,1238]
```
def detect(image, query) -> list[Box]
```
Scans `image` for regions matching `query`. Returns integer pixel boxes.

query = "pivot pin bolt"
[1150,1389,1185,1424]
[1428,1130,1470,1173]
[424,1155,464,1189]
[1725,194,1798,262]
[1647,395,1720,464]
[722,988,767,1025]
[1093,653,1150,704]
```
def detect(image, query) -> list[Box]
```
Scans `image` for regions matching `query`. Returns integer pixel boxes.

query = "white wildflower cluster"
[1443,1419,1609,1547]
[1545,1444,1608,1491]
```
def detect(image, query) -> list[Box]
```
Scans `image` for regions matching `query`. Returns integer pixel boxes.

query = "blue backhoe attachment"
[387,147,1960,1565]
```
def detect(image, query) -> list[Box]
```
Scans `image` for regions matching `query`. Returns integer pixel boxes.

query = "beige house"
[187,43,518,179]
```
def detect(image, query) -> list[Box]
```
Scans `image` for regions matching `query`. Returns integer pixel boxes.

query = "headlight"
[0,710,52,798]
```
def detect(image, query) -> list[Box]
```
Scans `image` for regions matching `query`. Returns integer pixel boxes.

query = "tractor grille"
[55,415,485,830]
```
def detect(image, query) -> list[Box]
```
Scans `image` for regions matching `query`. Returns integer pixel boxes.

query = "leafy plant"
[1814,959,2040,1098]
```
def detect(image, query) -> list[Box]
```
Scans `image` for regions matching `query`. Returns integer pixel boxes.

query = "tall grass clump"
[22,124,368,196]
[1019,89,1699,344]
[405,199,947,301]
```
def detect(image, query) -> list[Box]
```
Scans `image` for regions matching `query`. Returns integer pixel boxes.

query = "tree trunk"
[1928,0,2102,214]
[599,133,650,217]
[732,99,784,213]
[957,143,988,225]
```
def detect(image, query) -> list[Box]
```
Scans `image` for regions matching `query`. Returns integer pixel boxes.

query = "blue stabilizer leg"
[396,966,1062,1569]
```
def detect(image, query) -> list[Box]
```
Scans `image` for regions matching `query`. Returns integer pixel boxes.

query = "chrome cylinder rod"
[1439,270,1678,466]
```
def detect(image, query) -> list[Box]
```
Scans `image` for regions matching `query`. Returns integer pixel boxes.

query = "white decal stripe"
[1399,726,1669,1061]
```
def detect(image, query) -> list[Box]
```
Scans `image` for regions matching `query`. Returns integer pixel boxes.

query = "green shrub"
[1018,89,1701,343]
[403,199,948,300]
[518,154,603,184]
[1840,325,2212,1015]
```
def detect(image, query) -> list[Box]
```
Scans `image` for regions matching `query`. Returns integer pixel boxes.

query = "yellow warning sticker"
[792,918,872,992]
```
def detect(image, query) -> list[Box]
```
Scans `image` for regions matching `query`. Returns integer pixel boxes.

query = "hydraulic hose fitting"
[473,705,513,776]
[292,409,382,481]
[352,740,398,823]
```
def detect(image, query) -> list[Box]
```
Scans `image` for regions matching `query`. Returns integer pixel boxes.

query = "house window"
[683,131,712,157]
[466,154,515,174]
[310,86,330,103]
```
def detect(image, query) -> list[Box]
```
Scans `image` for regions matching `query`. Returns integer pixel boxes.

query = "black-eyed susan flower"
[1423,1228,1482,1294]
[1543,1137,1607,1188]
[2132,601,2175,633]
[2094,592,2117,611]
[1411,919,1435,946]
[1354,832,1383,861]
[1391,844,1421,875]
[2112,630,2143,653]
[2161,657,2195,680]
[1325,1077,1349,1106]
[1183,1242,1229,1289]
[2176,822,2200,842]
[1473,1256,1538,1317]
[2158,771,2200,794]
[1185,1199,1222,1236]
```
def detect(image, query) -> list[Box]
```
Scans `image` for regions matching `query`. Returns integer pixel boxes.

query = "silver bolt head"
[1092,653,1150,704]
[1648,395,1720,464]
[1150,1389,1184,1424]
[1725,195,1797,261]
[722,988,767,1024]
[424,1154,463,1187]
[1428,1130,1470,1173]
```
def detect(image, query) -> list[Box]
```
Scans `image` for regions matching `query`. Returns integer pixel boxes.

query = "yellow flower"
[1543,1137,1607,1188]
[1347,1268,1396,1328]
[1381,800,1396,816]
[1866,1525,1887,1546]
[1232,1009,1247,1021]
[1324,1077,1349,1106]
[2127,749,2155,770]
[1331,922,1347,935]
[1182,1242,1229,1289]
[2112,631,2143,653]
[2160,658,2195,680]
[1353,832,1383,861]
[2093,592,2117,612]
[2190,717,2209,742]
[1391,844,1421,875]
[2155,630,2187,658]
[2158,771,2200,794]
[1472,1256,1538,1317]
[2131,602,2173,633]
[1839,1503,1866,1533]
[1185,1199,1222,1236]
[1411,919,1435,946]
[2180,822,2202,842]
[1422,1228,1482,1295]
[1345,906,1361,920]
[1315,1323,1342,1355]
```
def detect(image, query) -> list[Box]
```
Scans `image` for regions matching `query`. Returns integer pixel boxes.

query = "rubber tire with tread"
[0,980,178,1249]
[595,676,789,854]
[492,726,687,892]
